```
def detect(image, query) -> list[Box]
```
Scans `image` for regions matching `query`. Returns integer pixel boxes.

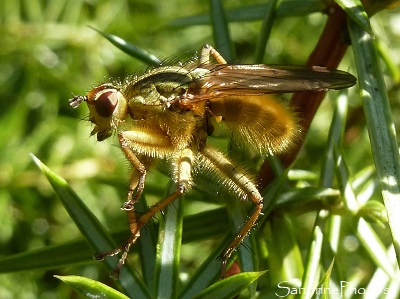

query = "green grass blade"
[55,275,130,299]
[31,154,115,251]
[348,13,400,268]
[310,259,335,299]
[254,0,281,63]
[335,0,372,34]
[0,240,93,273]
[376,39,400,82]
[154,190,184,299]
[136,196,157,292]
[225,199,258,295]
[320,92,349,187]
[89,26,162,66]
[179,235,230,299]
[192,271,266,299]
[299,211,326,299]
[209,0,235,61]
[334,147,359,214]
[30,154,150,299]
[356,218,395,278]
[365,245,400,298]
[274,187,340,211]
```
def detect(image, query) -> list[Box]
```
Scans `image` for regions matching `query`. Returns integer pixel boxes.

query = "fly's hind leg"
[93,132,150,278]
[199,146,264,278]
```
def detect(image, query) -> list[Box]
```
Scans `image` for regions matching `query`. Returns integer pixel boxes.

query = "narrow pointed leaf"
[349,12,400,268]
[310,259,334,299]
[89,26,162,66]
[55,275,130,299]
[356,218,395,278]
[209,0,235,61]
[154,191,184,299]
[193,271,266,299]
[335,0,372,34]
[30,154,150,299]
[179,235,230,299]
[254,0,281,63]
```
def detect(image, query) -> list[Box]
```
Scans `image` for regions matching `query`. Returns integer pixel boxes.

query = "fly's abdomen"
[208,95,301,156]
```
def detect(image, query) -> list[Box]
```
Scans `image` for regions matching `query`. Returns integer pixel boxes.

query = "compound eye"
[95,90,118,117]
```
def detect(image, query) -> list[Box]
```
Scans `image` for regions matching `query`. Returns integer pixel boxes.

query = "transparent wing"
[187,64,356,99]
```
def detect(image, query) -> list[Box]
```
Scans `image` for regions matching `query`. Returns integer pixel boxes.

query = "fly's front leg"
[199,44,227,65]
[121,148,194,243]
[118,132,151,211]
[118,126,173,211]
[93,129,172,278]
[95,138,194,279]
[108,148,193,278]
[199,146,263,278]
[93,132,149,278]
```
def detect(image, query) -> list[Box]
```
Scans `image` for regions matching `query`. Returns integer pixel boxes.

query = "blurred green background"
[1,0,400,298]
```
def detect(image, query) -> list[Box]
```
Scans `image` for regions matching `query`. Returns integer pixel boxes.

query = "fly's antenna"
[69,95,87,109]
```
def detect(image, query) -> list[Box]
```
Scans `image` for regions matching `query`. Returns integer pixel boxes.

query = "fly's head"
[69,84,127,141]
